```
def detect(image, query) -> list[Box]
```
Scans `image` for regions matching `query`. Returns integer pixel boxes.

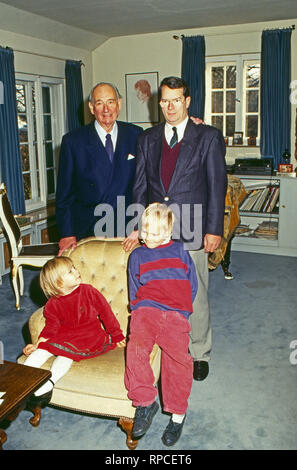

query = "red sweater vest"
[161,139,182,193]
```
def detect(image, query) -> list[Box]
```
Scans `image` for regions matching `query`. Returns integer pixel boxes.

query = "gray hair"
[88,82,122,104]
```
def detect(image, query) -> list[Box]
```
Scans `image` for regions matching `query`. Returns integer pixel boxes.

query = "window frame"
[205,53,260,145]
[15,73,66,212]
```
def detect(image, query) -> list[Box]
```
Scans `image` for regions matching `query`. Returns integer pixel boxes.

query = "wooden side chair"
[0,183,59,310]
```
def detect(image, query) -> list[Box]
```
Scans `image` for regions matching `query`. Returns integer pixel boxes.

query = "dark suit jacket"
[56,121,143,240]
[133,119,227,249]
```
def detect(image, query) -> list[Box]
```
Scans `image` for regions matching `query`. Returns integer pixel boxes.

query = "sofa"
[18,237,161,450]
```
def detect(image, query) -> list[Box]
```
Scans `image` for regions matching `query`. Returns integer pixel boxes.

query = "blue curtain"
[260,29,292,169]
[181,35,205,119]
[0,47,25,214]
[65,60,84,131]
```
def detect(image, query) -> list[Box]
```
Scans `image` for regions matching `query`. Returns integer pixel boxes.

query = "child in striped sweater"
[124,203,197,446]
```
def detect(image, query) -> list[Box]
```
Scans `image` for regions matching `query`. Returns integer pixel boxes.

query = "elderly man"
[123,76,227,384]
[56,82,143,255]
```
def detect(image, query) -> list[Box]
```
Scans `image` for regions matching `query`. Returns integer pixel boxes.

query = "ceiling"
[0,0,296,50]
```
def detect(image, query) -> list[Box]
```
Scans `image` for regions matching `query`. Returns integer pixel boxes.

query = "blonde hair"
[141,202,174,237]
[40,256,75,298]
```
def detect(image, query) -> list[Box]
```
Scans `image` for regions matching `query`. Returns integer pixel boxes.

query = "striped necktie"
[169,127,178,148]
[105,133,114,162]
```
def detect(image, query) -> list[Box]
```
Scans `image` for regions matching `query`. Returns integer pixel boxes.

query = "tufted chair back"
[67,237,134,333]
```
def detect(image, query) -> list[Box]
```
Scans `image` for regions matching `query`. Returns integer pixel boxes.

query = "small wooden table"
[0,361,51,450]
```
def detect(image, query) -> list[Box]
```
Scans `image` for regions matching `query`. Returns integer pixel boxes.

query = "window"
[16,75,65,211]
[205,54,260,145]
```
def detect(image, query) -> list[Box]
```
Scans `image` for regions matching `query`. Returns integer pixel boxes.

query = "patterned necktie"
[169,127,178,148]
[105,133,114,162]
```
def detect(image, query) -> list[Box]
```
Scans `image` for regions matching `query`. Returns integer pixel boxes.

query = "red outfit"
[38,284,124,361]
[124,307,193,415]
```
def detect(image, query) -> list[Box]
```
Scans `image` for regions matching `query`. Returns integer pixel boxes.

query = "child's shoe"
[132,401,159,438]
[161,415,186,446]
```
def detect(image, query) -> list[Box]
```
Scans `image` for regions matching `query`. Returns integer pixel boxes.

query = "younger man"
[124,203,197,446]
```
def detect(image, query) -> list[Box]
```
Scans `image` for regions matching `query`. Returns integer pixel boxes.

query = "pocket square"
[127,154,135,160]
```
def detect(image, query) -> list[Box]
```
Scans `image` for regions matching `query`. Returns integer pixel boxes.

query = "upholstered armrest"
[28,307,46,344]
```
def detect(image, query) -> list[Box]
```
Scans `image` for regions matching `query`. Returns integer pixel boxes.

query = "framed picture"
[125,72,159,123]
[278,163,293,173]
[233,132,243,145]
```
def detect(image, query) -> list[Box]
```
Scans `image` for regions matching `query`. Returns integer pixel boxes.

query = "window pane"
[32,85,36,113]
[246,64,260,88]
[18,115,28,142]
[47,169,55,195]
[34,143,39,170]
[226,90,236,113]
[45,142,54,167]
[226,115,235,137]
[23,173,32,200]
[226,66,236,88]
[37,170,41,198]
[42,87,51,113]
[211,115,223,133]
[43,115,52,140]
[212,91,223,113]
[247,90,258,112]
[212,67,224,89]
[20,144,30,171]
[246,115,258,137]
[16,85,26,112]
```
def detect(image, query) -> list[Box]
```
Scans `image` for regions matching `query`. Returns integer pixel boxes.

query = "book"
[262,186,277,212]
[240,189,262,211]
[266,187,280,213]
[252,187,270,212]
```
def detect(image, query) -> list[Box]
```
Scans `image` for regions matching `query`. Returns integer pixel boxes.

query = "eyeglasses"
[159,97,185,108]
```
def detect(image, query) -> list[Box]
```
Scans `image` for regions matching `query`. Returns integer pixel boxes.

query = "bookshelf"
[232,175,297,257]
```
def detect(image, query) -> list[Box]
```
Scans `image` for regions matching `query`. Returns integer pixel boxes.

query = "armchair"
[18,237,161,449]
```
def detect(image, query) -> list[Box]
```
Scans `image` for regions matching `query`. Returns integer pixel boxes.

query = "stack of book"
[234,223,253,236]
[240,185,280,213]
[254,221,278,239]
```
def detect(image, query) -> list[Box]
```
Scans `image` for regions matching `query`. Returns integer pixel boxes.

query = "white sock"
[35,355,73,396]
[172,413,185,424]
[25,350,73,396]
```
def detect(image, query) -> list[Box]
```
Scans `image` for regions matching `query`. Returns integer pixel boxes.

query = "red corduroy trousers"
[124,307,193,415]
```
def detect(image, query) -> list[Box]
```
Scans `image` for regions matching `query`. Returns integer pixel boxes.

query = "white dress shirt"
[164,116,189,145]
[94,120,118,151]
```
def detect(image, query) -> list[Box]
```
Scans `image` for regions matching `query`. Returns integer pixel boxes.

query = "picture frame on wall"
[125,72,159,123]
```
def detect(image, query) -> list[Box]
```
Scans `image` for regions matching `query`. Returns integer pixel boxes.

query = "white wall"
[92,19,297,164]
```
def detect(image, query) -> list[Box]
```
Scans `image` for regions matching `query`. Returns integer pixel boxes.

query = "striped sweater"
[128,240,198,319]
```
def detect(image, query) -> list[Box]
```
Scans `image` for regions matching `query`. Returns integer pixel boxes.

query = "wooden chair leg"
[118,417,138,450]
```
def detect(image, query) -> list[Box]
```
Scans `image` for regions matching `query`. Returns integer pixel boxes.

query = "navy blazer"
[133,119,227,249]
[56,121,143,240]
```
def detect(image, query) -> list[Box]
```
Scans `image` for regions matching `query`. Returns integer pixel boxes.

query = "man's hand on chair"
[58,236,77,256]
[122,230,139,252]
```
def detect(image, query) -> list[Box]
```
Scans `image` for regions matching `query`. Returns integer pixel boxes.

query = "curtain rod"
[0,46,85,66]
[173,24,295,39]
